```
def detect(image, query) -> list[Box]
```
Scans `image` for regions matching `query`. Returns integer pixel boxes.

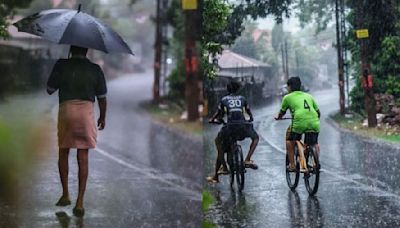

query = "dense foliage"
[202,0,230,79]
[294,0,400,114]
[0,0,32,38]
[202,0,293,79]
[164,0,186,100]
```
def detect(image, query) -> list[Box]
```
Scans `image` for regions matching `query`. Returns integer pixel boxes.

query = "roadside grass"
[141,100,202,136]
[330,112,400,143]
[0,97,52,200]
[202,190,216,228]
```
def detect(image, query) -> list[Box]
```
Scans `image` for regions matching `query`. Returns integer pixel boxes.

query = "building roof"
[252,28,271,43]
[216,50,271,69]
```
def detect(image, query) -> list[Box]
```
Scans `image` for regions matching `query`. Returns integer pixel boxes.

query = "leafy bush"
[375,37,400,99]
[350,36,400,114]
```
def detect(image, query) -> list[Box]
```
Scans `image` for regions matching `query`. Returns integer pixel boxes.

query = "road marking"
[95,147,202,200]
[257,117,400,200]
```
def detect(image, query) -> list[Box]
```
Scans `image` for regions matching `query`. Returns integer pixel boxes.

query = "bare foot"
[206,176,219,183]
[55,195,71,206]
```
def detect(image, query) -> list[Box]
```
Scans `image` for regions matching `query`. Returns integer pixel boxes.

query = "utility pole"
[284,39,289,80]
[356,2,377,127]
[183,0,200,121]
[153,0,162,103]
[340,0,349,109]
[161,0,169,96]
[335,0,346,115]
[280,43,286,81]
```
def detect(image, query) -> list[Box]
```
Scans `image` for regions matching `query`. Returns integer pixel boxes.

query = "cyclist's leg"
[286,126,301,170]
[215,135,228,172]
[244,124,259,169]
[219,126,230,171]
[305,132,320,158]
[315,144,320,158]
[208,127,228,182]
[314,133,320,158]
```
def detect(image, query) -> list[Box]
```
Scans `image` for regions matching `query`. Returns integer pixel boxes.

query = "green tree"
[202,0,293,79]
[202,0,230,78]
[347,1,399,112]
[230,22,259,59]
[295,0,334,33]
[373,36,400,102]
[294,0,400,114]
[0,0,32,38]
[164,0,186,100]
[271,23,284,53]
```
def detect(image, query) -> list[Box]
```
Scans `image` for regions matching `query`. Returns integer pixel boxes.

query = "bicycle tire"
[236,146,245,191]
[286,144,300,190]
[304,146,320,196]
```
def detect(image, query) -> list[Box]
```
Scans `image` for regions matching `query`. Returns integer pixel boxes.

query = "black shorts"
[286,127,319,145]
[217,123,259,150]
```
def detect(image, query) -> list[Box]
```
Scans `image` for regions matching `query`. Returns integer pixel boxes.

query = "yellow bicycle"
[279,118,320,195]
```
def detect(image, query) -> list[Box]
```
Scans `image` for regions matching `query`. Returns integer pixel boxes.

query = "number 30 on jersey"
[228,99,242,108]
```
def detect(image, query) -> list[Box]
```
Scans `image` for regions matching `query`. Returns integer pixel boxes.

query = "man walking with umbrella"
[47,45,107,217]
[14,4,133,217]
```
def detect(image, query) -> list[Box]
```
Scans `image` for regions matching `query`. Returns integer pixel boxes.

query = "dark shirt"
[218,95,249,123]
[47,57,107,104]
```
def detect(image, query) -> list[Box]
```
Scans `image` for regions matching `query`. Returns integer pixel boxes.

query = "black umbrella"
[13,5,133,55]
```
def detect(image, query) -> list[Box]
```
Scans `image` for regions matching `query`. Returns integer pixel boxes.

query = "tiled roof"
[216,50,271,69]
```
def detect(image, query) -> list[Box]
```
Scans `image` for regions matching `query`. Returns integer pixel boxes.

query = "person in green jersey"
[275,77,321,171]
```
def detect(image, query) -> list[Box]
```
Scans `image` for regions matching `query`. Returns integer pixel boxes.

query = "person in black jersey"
[206,81,259,183]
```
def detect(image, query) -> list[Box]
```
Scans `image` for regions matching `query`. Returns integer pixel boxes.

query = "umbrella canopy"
[13,5,133,55]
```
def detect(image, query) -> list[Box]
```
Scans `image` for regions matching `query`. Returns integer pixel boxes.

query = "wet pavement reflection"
[204,87,400,227]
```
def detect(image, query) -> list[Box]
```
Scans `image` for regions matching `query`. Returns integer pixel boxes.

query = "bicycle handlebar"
[208,119,225,125]
[277,117,292,120]
[209,119,253,125]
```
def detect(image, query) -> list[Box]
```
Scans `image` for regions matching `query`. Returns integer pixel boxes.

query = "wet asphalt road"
[204,87,400,227]
[0,70,202,228]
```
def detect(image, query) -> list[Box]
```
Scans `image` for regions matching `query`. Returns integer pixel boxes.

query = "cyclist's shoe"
[300,168,308,173]
[245,160,258,170]
[286,165,296,172]
[217,167,229,175]
[206,176,219,183]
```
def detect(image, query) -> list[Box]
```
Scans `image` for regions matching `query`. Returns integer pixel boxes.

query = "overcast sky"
[257,16,302,32]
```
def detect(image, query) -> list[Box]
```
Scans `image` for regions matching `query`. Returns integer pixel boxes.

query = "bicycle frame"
[295,141,308,172]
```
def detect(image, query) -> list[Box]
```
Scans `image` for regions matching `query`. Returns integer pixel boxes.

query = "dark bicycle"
[209,120,253,191]
[278,118,320,196]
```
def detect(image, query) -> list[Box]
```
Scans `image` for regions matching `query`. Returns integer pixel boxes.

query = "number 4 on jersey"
[304,100,311,111]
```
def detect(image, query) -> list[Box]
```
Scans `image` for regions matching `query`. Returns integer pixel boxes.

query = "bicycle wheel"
[235,146,245,191]
[286,144,300,190]
[304,146,320,196]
